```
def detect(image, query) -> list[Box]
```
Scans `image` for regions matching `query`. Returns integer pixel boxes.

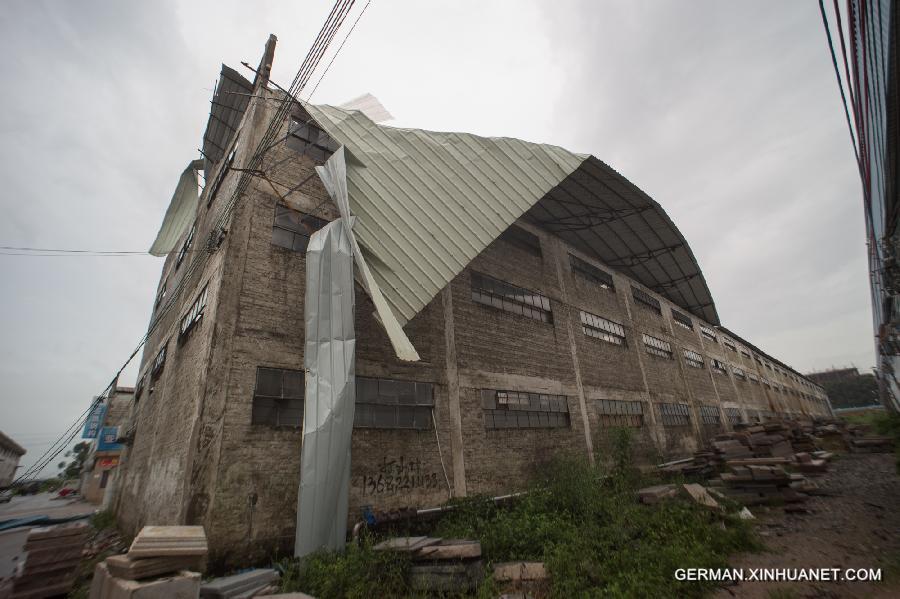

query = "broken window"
[722,338,736,351]
[471,271,552,323]
[272,203,329,253]
[207,140,238,208]
[632,286,661,315]
[354,377,434,430]
[151,342,167,380]
[252,367,304,427]
[699,324,717,341]
[642,333,672,359]
[699,405,721,425]
[179,285,209,341]
[499,225,542,257]
[683,348,704,368]
[711,358,727,374]
[596,399,643,428]
[176,223,195,270]
[724,407,743,425]
[580,311,626,346]
[154,276,168,312]
[287,118,339,162]
[569,254,614,289]
[657,402,691,426]
[671,309,693,330]
[482,389,570,430]
[732,365,746,379]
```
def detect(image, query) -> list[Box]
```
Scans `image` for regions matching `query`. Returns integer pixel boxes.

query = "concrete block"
[493,561,547,582]
[97,569,201,599]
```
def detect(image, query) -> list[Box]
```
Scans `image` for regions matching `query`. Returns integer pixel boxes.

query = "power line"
[0,246,150,254]
[305,0,373,102]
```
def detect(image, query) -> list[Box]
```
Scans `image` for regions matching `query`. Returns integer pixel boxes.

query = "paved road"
[0,493,95,580]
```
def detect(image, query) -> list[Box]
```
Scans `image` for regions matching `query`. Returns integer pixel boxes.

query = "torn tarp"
[295,216,356,558]
[149,159,203,256]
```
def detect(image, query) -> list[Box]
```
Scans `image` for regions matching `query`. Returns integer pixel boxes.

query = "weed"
[90,509,117,531]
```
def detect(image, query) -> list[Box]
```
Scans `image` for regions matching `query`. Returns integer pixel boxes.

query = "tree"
[58,442,91,479]
[822,373,880,409]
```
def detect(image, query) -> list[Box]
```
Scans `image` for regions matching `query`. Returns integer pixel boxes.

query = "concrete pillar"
[441,285,467,497]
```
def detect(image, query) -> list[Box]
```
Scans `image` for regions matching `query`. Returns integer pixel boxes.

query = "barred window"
[151,342,167,380]
[179,285,208,340]
[355,377,435,430]
[176,223,195,270]
[471,272,552,323]
[499,225,542,257]
[724,407,744,425]
[135,372,146,401]
[657,402,691,426]
[699,324,717,341]
[580,311,626,345]
[642,333,672,359]
[482,390,570,429]
[748,372,759,383]
[596,399,643,428]
[632,286,661,314]
[739,348,752,359]
[699,405,721,425]
[762,378,771,388]
[723,338,736,351]
[272,203,329,253]
[672,310,693,330]
[570,254,614,289]
[252,367,305,427]
[208,141,238,207]
[154,276,168,312]
[683,348,704,368]
[754,354,764,366]
[732,365,746,379]
[287,118,339,161]
[711,358,727,374]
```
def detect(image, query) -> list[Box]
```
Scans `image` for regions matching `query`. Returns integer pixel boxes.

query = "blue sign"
[82,403,107,439]
[97,426,122,452]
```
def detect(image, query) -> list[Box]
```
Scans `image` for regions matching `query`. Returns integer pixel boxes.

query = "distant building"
[80,386,133,506]
[0,431,26,488]
[113,38,833,565]
[807,367,879,409]
[807,367,861,385]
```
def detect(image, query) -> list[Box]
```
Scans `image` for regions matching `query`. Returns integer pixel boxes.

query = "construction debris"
[493,562,548,583]
[375,537,483,593]
[11,522,89,599]
[106,554,206,581]
[127,526,208,559]
[682,483,721,510]
[90,562,201,599]
[199,569,279,598]
[637,484,678,504]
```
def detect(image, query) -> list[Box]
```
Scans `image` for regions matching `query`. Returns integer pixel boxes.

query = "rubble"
[199,569,279,598]
[10,522,89,599]
[375,536,483,593]
[637,484,678,504]
[90,562,201,599]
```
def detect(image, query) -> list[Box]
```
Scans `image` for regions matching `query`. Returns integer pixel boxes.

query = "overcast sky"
[0,0,869,475]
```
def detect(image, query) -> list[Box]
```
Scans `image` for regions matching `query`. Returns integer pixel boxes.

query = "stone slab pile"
[199,569,280,599]
[11,522,89,599]
[374,536,483,593]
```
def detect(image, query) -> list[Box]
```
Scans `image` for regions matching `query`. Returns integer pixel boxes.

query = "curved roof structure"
[303,103,719,351]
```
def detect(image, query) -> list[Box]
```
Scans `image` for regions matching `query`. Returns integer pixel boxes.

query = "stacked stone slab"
[11,522,89,599]
[199,569,280,598]
[373,536,483,593]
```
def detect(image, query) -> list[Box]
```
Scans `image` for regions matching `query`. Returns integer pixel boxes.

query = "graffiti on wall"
[356,456,440,496]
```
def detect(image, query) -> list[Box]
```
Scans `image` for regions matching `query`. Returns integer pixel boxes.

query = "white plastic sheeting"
[149,159,203,256]
[295,215,356,558]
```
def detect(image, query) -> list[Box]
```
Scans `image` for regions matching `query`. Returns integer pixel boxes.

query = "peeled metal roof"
[304,103,719,327]
[202,65,252,179]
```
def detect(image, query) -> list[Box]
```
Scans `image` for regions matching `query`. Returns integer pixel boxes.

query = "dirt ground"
[716,452,900,598]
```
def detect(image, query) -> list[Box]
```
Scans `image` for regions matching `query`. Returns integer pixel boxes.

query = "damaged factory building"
[111,38,833,566]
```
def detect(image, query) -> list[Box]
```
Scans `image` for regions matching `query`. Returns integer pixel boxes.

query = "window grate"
[207,141,238,207]
[580,311,626,346]
[632,286,661,314]
[739,348,752,359]
[176,223,196,270]
[724,407,744,425]
[252,367,305,427]
[499,225,542,257]
[672,309,693,330]
[482,390,570,429]
[700,324,718,341]
[732,365,746,379]
[642,333,673,359]
[723,338,736,351]
[151,342,167,380]
[683,348,704,368]
[711,358,727,374]
[272,203,329,253]
[657,402,691,426]
[355,377,435,430]
[699,405,721,425]
[179,285,209,341]
[596,399,643,428]
[154,276,168,313]
[471,272,552,323]
[570,254,614,289]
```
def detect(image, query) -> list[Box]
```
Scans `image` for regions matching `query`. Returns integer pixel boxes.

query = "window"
[499,225,542,257]
[287,118,339,161]
[632,286,661,314]
[176,223,195,270]
[711,358,727,374]
[732,365,746,380]
[151,342,167,380]
[355,377,434,430]
[179,285,209,340]
[671,309,693,330]
[596,399,643,427]
[580,311,626,345]
[657,402,691,426]
[699,324,717,341]
[252,367,305,427]
[683,348,704,368]
[482,389,570,429]
[471,271,552,323]
[154,277,168,312]
[134,372,146,401]
[207,141,238,207]
[272,203,329,253]
[748,372,759,383]
[570,254,614,289]
[642,333,672,359]
[723,338,736,351]
[724,407,744,425]
[699,405,721,425]
[739,348,752,360]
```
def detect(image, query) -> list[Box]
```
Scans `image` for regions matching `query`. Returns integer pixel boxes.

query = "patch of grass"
[90,509,117,531]
[845,410,900,472]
